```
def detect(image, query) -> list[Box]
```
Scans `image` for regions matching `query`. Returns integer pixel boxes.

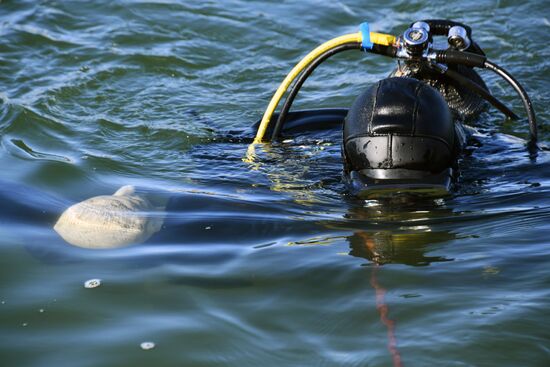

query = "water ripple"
[1,1,549,366]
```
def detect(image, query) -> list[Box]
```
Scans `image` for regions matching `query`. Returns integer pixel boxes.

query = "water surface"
[1,1,549,366]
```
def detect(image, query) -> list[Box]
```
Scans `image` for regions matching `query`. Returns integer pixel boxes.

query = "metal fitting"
[447,26,471,50]
[403,27,429,57]
[411,21,430,33]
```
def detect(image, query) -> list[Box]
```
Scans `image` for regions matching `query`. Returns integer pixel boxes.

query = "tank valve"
[403,26,429,57]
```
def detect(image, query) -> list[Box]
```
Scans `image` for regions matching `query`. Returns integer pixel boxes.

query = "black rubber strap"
[414,19,472,38]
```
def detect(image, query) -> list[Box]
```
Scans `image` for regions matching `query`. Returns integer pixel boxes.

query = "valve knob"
[448,26,471,51]
[403,27,429,56]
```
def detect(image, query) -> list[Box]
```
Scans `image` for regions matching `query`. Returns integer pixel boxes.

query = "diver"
[249,19,538,198]
[25,19,539,251]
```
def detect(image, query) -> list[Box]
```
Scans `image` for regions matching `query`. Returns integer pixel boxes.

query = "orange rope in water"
[370,265,403,367]
[362,234,403,367]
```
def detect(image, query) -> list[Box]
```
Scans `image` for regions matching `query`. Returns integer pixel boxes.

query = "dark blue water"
[1,1,549,366]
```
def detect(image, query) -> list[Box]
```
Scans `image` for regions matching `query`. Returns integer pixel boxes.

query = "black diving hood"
[342,77,460,198]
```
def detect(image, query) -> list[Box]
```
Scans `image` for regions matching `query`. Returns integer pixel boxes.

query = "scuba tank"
[249,19,537,198]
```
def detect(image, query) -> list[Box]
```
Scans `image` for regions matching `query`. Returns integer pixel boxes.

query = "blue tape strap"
[360,22,373,50]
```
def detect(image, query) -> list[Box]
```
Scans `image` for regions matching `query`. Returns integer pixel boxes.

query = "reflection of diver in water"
[349,229,454,266]
[327,197,458,266]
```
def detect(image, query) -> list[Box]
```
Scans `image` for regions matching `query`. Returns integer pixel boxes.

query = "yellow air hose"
[253,32,362,144]
[244,27,395,164]
[252,31,396,144]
